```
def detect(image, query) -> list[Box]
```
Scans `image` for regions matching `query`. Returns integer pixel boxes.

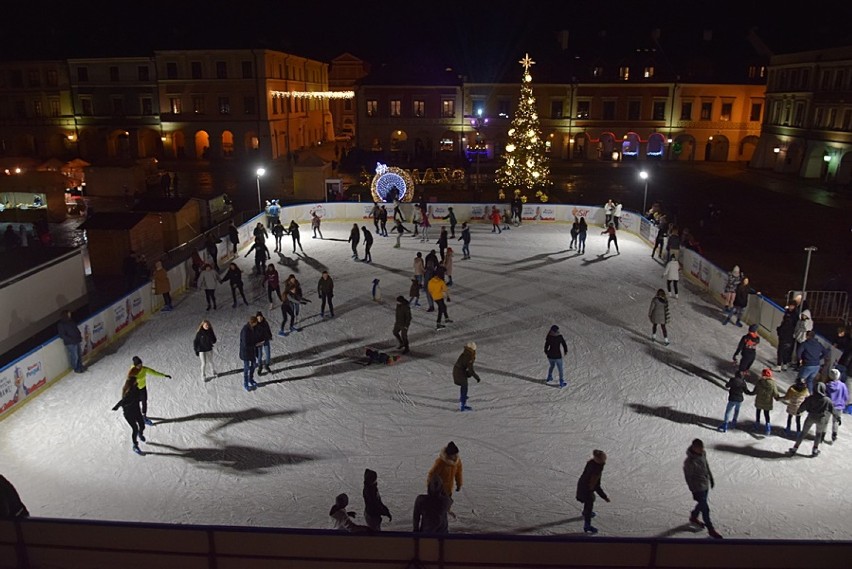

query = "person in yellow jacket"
[427,269,452,330]
[129,355,171,425]
[427,441,463,499]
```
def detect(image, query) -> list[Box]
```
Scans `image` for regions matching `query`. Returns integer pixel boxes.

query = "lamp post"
[469,108,488,198]
[799,246,818,316]
[639,170,649,216]
[255,167,266,213]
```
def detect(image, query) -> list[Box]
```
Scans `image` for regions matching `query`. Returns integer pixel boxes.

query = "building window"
[32,100,42,117]
[700,102,712,120]
[243,96,255,114]
[77,67,88,82]
[652,101,666,120]
[497,99,510,118]
[49,98,60,117]
[842,109,852,131]
[141,97,153,115]
[192,95,205,114]
[602,101,616,120]
[720,103,732,121]
[191,61,202,79]
[576,101,590,119]
[138,66,149,81]
[835,71,845,90]
[680,102,692,120]
[27,69,40,87]
[344,99,353,111]
[14,101,26,118]
[441,98,454,117]
[801,69,810,88]
[413,99,425,117]
[242,61,253,79]
[813,107,823,128]
[390,99,401,116]
[216,61,227,79]
[112,97,124,115]
[550,100,563,119]
[9,70,23,87]
[827,108,838,128]
[109,66,119,82]
[218,96,230,114]
[793,102,804,126]
[366,100,378,116]
[272,96,279,114]
[820,70,831,90]
[644,66,654,78]
[166,62,178,79]
[749,103,762,122]
[592,66,603,78]
[627,100,641,120]
[46,69,58,87]
[618,66,629,80]
[169,97,182,114]
[80,98,93,116]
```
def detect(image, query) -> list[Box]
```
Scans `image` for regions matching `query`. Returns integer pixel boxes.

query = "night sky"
[2,0,850,73]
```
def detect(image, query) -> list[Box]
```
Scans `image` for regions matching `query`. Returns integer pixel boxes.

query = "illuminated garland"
[270,90,354,99]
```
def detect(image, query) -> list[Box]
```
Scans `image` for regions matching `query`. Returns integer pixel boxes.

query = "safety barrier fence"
[1,517,851,569]
[786,290,849,325]
[2,201,843,419]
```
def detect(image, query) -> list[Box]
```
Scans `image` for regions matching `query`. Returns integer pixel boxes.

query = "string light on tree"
[495,53,552,203]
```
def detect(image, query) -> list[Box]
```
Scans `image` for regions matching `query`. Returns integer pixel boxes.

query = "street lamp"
[469,108,488,197]
[255,167,266,212]
[799,246,818,316]
[639,170,649,216]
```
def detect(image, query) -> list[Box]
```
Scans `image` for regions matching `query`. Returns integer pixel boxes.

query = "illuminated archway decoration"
[371,162,414,203]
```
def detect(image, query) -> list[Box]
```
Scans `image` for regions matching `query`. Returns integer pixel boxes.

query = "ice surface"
[2,222,850,539]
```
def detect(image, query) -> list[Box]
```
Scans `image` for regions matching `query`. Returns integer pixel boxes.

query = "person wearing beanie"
[393,296,412,354]
[453,343,481,411]
[723,276,752,326]
[329,493,369,533]
[362,469,392,531]
[825,368,848,442]
[544,325,568,387]
[648,289,671,344]
[789,383,834,457]
[683,439,722,538]
[128,355,171,426]
[427,442,463,499]
[796,330,830,393]
[254,312,273,376]
[413,474,453,533]
[732,324,760,378]
[717,373,754,432]
[780,377,809,437]
[575,449,610,534]
[753,368,782,436]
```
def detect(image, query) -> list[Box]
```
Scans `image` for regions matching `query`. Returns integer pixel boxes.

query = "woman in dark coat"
[288,220,304,253]
[362,468,392,531]
[220,263,248,307]
[453,342,481,411]
[576,449,610,534]
[348,224,360,259]
[112,373,146,455]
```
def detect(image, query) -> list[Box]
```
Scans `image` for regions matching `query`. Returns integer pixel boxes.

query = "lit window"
[413,100,425,117]
[192,95,205,114]
[619,66,629,80]
[644,66,654,78]
[218,97,230,115]
[390,99,401,117]
[169,97,182,114]
[592,66,603,78]
[576,101,590,119]
[366,100,378,116]
[720,103,732,121]
[441,99,455,117]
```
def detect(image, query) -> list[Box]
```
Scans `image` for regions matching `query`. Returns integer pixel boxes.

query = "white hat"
[828,369,841,381]
[465,342,477,351]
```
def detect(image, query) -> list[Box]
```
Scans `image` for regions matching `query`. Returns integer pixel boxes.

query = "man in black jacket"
[576,449,610,534]
[317,271,335,318]
[775,303,798,371]
[393,296,412,354]
[0,475,29,518]
[544,325,568,387]
[57,310,84,373]
[239,317,259,391]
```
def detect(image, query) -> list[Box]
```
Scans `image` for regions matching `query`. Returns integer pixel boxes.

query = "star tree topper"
[519,53,536,73]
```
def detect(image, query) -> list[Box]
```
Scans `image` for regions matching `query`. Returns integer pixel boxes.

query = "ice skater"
[311,211,323,239]
[239,316,259,391]
[419,209,431,242]
[284,274,304,330]
[392,219,410,248]
[437,226,449,262]
[245,236,270,276]
[271,220,285,252]
[278,288,296,335]
[577,217,587,254]
[408,277,421,307]
[648,289,670,344]
[458,222,471,259]
[317,270,335,318]
[717,373,754,432]
[112,373,147,455]
[780,377,809,437]
[442,207,457,238]
[569,217,579,250]
[752,368,781,435]
[129,355,171,425]
[220,263,249,307]
[443,248,455,286]
[601,223,619,254]
[193,319,218,381]
[361,225,373,263]
[663,254,680,298]
[198,263,218,311]
[683,439,722,538]
[575,449,610,535]
[723,277,751,326]
[732,324,760,378]
[329,493,370,533]
[348,223,360,259]
[490,206,502,233]
[722,266,742,314]
[826,368,848,442]
[427,441,463,499]
[152,260,173,311]
[413,475,452,533]
[288,220,304,253]
[452,343,480,411]
[413,252,425,289]
[378,206,388,236]
[428,269,451,329]
[254,312,273,376]
[263,264,280,309]
[544,324,568,387]
[394,295,411,354]
[788,383,834,457]
[362,469,392,531]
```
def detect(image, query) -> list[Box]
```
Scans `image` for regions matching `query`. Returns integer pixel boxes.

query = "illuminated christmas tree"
[495,53,552,201]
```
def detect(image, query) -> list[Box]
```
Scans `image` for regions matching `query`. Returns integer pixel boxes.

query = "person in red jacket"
[490,206,502,234]
[600,223,619,254]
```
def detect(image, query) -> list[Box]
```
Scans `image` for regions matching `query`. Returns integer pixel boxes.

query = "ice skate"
[583,524,598,534]
[717,422,727,433]
[707,528,723,539]
[132,445,144,456]
[689,516,706,528]
[138,433,146,442]
[811,448,821,457]
[143,416,154,426]
[559,381,566,388]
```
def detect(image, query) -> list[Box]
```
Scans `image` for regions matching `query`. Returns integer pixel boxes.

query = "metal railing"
[786,290,849,324]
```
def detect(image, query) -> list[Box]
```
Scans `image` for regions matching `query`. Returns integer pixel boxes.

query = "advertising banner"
[0,352,48,416]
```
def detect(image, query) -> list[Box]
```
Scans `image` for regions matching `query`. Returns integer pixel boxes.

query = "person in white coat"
[663,254,681,298]
[613,201,623,229]
[197,263,219,311]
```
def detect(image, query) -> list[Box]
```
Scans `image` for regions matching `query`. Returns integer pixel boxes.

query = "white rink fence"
[0,202,840,420]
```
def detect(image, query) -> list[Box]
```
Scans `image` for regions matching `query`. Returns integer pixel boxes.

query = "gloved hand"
[111,405,119,411]
[604,496,611,503]
[456,485,461,492]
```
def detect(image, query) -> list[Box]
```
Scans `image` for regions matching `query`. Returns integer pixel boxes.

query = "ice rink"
[2,221,850,540]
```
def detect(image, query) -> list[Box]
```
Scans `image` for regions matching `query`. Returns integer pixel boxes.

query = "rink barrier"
[1,517,851,569]
[2,204,840,421]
